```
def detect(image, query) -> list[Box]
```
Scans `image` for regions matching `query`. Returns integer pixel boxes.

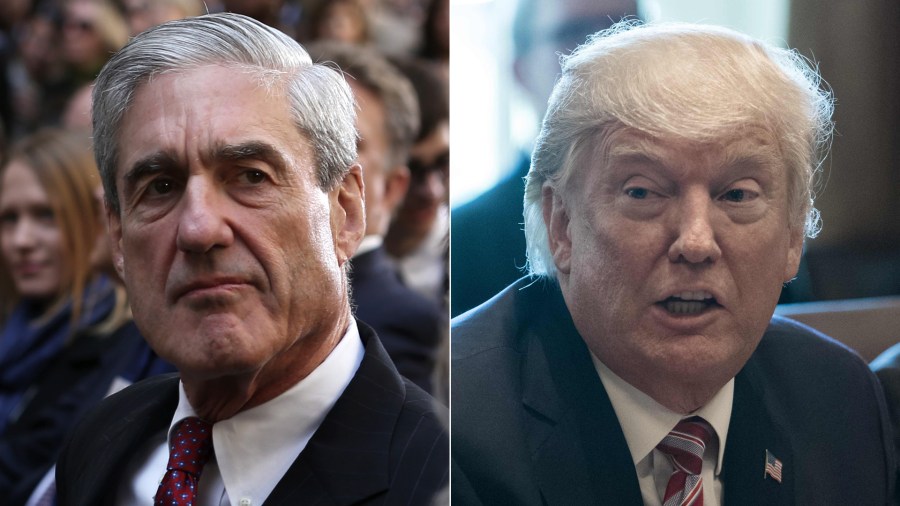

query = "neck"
[182,308,353,422]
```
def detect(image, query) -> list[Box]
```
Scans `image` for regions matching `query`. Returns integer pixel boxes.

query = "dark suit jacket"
[451,278,895,505]
[870,343,900,505]
[350,246,445,394]
[56,322,448,506]
[0,321,174,505]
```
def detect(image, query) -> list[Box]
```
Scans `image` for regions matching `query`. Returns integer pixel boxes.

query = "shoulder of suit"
[760,315,868,369]
[452,276,556,359]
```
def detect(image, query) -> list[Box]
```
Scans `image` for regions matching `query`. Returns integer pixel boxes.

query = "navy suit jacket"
[451,278,894,505]
[56,322,448,505]
[350,245,445,394]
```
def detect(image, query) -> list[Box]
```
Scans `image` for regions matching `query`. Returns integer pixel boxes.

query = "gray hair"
[524,21,834,277]
[92,12,358,214]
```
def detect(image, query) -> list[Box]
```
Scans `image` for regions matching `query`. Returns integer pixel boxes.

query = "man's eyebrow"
[212,141,291,174]
[123,151,180,190]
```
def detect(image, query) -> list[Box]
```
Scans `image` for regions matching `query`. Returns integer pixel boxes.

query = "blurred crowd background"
[0,0,448,142]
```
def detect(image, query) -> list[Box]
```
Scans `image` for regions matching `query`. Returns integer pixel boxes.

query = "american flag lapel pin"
[764,449,783,483]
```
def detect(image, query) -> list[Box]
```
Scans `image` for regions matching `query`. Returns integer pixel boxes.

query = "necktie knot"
[656,417,715,506]
[155,417,213,506]
[657,417,713,475]
[167,417,213,475]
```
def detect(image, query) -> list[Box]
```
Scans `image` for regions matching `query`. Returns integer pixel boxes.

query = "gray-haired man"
[56,13,447,506]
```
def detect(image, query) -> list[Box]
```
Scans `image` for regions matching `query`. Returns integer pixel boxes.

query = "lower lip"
[180,283,247,301]
[650,302,723,331]
[15,263,45,276]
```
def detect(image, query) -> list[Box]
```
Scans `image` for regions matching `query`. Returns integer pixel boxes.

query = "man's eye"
[241,170,267,184]
[721,189,755,202]
[625,187,650,199]
[0,211,16,226]
[150,179,174,195]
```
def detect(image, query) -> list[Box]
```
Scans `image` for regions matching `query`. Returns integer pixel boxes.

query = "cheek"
[571,215,662,287]
[727,224,792,289]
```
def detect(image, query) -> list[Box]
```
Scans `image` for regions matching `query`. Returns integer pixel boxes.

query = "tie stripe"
[657,417,714,506]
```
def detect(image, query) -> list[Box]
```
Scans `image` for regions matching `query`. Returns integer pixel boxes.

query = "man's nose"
[667,191,722,264]
[175,177,234,253]
[414,171,446,204]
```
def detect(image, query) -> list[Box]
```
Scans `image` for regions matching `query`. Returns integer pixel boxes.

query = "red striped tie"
[656,417,714,506]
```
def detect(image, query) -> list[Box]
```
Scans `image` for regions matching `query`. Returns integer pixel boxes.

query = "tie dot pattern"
[154,417,214,506]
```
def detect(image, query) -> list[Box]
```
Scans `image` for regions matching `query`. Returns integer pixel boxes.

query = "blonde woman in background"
[0,128,172,505]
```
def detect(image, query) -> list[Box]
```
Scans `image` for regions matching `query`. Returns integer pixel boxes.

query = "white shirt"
[392,205,447,304]
[591,353,734,506]
[117,321,365,506]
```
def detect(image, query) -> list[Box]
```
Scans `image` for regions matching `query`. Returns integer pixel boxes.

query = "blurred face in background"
[314,1,367,45]
[62,0,107,71]
[351,80,407,237]
[121,0,198,36]
[515,0,637,116]
[393,120,449,242]
[0,161,64,302]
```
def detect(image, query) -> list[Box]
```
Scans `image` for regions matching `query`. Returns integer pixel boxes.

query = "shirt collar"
[168,320,364,503]
[591,352,733,475]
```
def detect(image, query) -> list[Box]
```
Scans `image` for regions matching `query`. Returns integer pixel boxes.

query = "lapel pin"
[764,449,783,483]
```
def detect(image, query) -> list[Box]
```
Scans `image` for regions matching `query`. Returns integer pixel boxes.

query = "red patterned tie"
[154,417,214,506]
[656,417,714,506]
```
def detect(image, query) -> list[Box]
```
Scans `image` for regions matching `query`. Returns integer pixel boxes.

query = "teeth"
[672,291,713,301]
[665,300,708,315]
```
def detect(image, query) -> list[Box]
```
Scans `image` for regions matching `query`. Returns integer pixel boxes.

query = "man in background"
[309,40,446,396]
[450,0,638,317]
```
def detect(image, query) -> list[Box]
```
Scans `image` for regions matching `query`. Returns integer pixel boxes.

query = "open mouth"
[657,291,720,316]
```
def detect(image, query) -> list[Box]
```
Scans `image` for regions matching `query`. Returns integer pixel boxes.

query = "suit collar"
[265,321,403,505]
[519,280,643,505]
[514,279,797,505]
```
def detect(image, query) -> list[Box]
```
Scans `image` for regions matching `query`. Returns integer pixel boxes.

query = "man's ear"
[542,183,572,275]
[331,164,366,266]
[106,204,125,279]
[384,164,411,214]
[783,226,805,283]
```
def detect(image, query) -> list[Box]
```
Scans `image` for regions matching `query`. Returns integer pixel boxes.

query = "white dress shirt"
[392,205,447,303]
[117,321,364,506]
[591,353,734,506]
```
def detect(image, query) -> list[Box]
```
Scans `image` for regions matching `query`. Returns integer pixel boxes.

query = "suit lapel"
[70,374,180,506]
[521,282,642,505]
[722,356,795,506]
[264,323,400,505]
